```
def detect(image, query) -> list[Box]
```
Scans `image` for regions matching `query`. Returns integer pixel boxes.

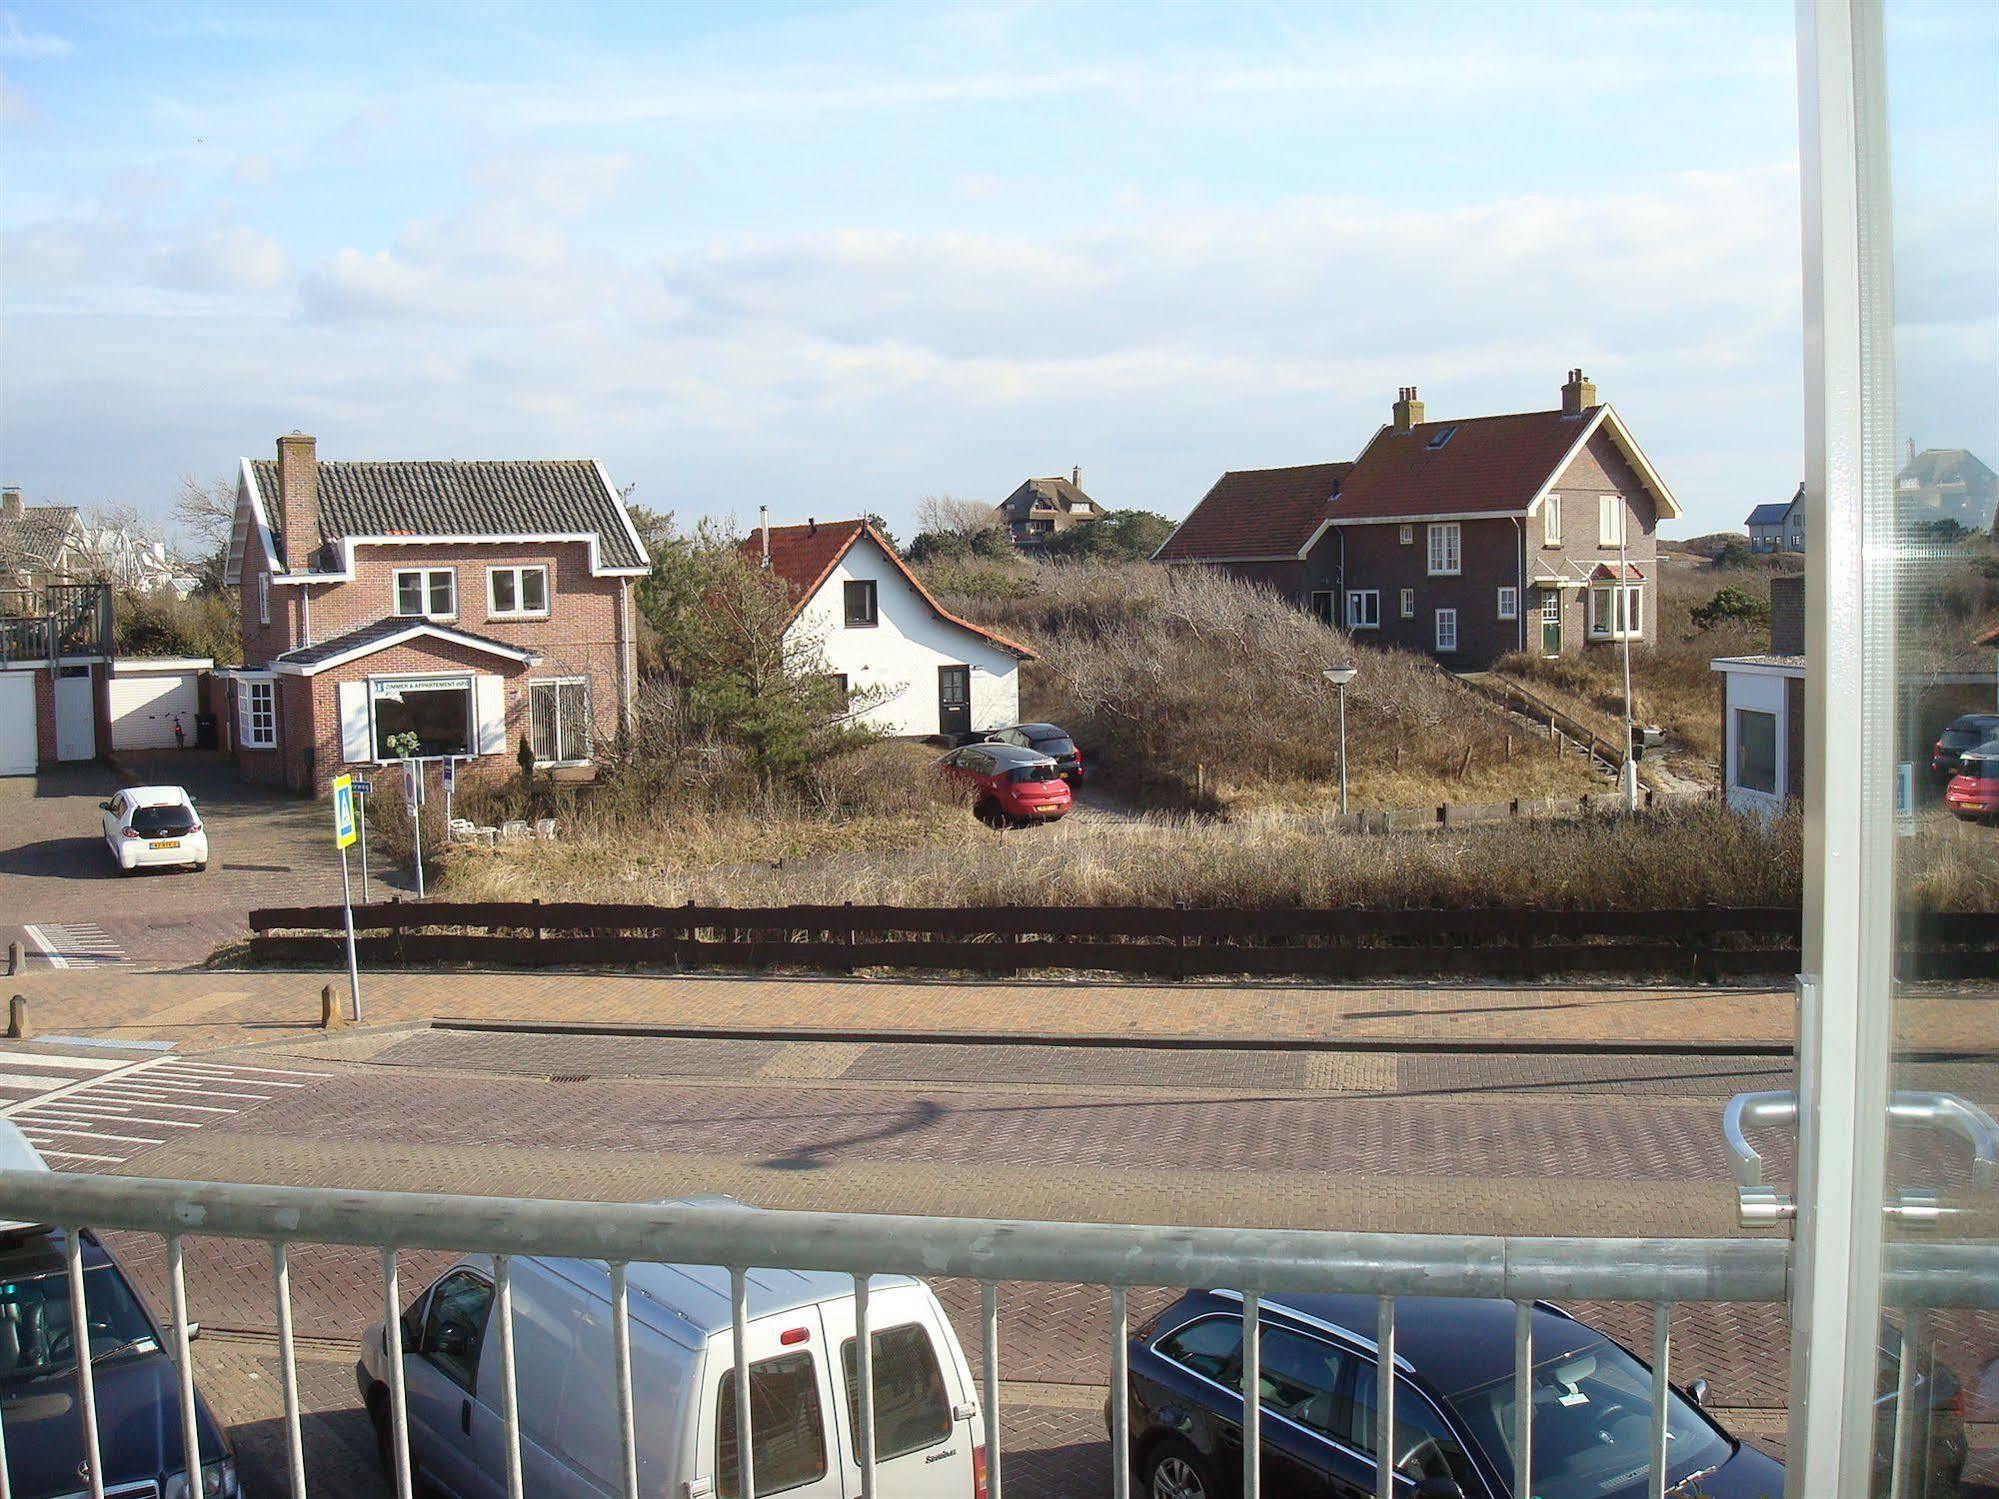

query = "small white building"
[746,518,1034,738]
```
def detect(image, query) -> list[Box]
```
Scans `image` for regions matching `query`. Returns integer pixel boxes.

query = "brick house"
[992,469,1101,549]
[217,434,648,795]
[1154,371,1683,666]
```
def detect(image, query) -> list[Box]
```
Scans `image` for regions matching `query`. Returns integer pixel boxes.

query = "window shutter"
[338,681,372,763]
[475,675,507,755]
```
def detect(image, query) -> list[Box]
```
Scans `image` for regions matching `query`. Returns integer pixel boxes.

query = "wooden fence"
[244,899,1999,982]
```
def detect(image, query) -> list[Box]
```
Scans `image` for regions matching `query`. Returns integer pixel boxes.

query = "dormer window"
[395,567,457,620]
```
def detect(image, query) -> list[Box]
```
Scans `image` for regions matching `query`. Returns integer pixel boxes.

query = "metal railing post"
[980,1281,1002,1498]
[168,1234,201,1499]
[273,1242,308,1497]
[1648,1302,1672,1499]
[1375,1297,1396,1499]
[1512,1299,1533,1499]
[1242,1290,1261,1498]
[731,1267,756,1499]
[1109,1286,1130,1499]
[381,1249,413,1499]
[855,1273,877,1498]
[66,1228,104,1499]
[494,1255,524,1499]
[609,1262,639,1499]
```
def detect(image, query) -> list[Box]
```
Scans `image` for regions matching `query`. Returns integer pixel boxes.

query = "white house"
[746,518,1034,738]
[1712,574,1805,816]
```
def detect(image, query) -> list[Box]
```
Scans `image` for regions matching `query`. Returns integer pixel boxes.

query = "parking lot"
[0,754,346,967]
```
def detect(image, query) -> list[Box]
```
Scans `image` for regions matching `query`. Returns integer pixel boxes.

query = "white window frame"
[529,676,592,765]
[1542,493,1562,547]
[369,671,476,760]
[486,565,549,620]
[243,677,276,749]
[1434,608,1458,653]
[394,567,458,621]
[1588,583,1643,640]
[257,573,270,626]
[1497,586,1518,620]
[1426,523,1461,577]
[1598,494,1626,548]
[1398,524,1414,545]
[1345,589,1380,631]
[1399,587,1415,618]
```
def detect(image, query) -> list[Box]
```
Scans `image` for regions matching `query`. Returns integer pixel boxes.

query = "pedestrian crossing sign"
[332,774,358,849]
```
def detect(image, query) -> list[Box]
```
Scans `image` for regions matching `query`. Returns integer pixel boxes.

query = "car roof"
[0,1121,49,1233]
[122,786,193,805]
[1961,741,1999,765]
[1178,1292,1603,1400]
[1007,723,1066,737]
[1949,714,1999,728]
[974,742,1058,766]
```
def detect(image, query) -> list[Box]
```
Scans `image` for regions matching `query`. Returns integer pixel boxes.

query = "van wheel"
[1143,1438,1217,1499]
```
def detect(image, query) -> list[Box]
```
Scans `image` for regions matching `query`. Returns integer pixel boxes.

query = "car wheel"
[974,797,1006,828]
[1144,1438,1218,1499]
[193,860,208,872]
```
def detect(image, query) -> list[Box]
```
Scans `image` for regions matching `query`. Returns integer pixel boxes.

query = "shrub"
[112,589,241,665]
[1690,586,1771,631]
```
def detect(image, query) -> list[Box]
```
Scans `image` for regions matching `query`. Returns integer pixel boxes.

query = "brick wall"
[1785,674,1806,802]
[1770,574,1805,656]
[32,667,55,762]
[1336,517,1527,666]
[1540,426,1660,654]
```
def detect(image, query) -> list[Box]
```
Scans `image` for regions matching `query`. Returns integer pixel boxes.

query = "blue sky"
[2,1,1993,544]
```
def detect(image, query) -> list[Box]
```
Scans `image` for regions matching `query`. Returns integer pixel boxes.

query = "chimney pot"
[1561,368,1597,417]
[1392,386,1425,432]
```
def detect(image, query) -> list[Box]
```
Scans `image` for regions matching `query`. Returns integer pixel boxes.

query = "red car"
[939,742,1073,825]
[1945,742,1999,821]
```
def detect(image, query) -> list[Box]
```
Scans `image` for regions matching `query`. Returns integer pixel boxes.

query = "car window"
[130,804,197,836]
[1349,1362,1481,1490]
[718,1350,829,1497]
[1445,1334,1731,1499]
[0,1260,159,1384]
[418,1270,493,1391]
[964,751,993,776]
[1153,1314,1242,1381]
[1255,1328,1349,1438]
[1032,736,1077,757]
[1007,763,1062,784]
[840,1323,953,1462]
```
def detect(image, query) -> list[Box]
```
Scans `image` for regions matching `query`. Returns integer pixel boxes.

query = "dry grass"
[926,561,1601,811]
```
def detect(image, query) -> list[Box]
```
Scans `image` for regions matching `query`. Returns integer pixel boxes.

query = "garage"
[0,673,35,775]
[108,658,210,752]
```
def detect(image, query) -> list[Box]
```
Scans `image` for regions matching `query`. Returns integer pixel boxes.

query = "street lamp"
[1323,665,1357,815]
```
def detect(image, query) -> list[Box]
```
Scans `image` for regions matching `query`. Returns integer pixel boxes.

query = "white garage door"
[108,670,200,751]
[0,674,36,775]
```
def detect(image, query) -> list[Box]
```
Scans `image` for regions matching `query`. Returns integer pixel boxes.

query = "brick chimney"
[1072,465,1082,489]
[275,432,319,573]
[1392,387,1425,432]
[1770,573,1805,657]
[1562,368,1598,417]
[1,487,22,522]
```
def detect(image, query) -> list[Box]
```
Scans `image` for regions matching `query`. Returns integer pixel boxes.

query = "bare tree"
[915,494,1000,537]
[172,474,240,594]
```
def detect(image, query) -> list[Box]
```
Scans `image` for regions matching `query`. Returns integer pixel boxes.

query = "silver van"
[357,1238,985,1497]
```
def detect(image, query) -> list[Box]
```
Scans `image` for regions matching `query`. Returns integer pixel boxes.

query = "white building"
[747,518,1033,738]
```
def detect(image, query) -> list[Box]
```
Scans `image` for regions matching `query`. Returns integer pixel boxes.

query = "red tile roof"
[742,520,1036,659]
[1327,408,1595,523]
[1588,561,1646,581]
[1153,462,1353,562]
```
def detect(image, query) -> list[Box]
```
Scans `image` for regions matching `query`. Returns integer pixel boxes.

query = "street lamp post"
[1323,666,1357,816]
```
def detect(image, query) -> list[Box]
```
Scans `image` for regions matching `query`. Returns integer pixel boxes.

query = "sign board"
[402,761,423,813]
[331,774,358,849]
[441,757,456,791]
[351,778,374,795]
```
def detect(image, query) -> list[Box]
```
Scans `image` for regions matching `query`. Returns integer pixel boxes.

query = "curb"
[431,1015,1798,1058]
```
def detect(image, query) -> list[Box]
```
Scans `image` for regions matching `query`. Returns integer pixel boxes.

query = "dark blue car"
[1116,1291,1784,1499]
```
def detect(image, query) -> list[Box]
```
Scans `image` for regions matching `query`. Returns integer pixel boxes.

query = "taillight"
[972,1443,988,1499]
[122,828,140,839]
[188,823,201,834]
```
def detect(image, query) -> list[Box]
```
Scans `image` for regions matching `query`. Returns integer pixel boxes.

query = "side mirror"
[98,801,112,811]
[1687,1377,1711,1408]
[1413,1479,1465,1499]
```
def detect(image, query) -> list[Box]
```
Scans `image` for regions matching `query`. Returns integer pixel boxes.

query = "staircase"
[1450,669,1625,779]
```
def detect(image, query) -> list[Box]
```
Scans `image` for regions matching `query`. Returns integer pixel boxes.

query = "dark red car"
[1945,742,1999,821]
[939,742,1073,825]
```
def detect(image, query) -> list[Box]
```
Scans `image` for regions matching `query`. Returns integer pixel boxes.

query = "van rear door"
[821,1285,978,1498]
[694,1303,847,1498]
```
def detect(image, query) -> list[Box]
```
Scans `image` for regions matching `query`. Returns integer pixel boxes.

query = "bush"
[113,589,240,665]
[1036,510,1176,562]
[1690,586,1771,631]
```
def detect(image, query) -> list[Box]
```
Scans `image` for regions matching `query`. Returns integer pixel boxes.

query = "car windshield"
[1445,1333,1732,1499]
[0,1262,160,1385]
[129,804,196,835]
[1008,764,1062,784]
[1031,736,1077,757]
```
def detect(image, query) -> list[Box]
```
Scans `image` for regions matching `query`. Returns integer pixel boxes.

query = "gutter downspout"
[619,583,636,738]
[1513,518,1526,654]
[1336,528,1346,627]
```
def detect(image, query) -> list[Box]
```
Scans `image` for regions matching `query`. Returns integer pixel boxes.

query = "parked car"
[1116,1291,1784,1498]
[937,742,1073,825]
[983,723,1085,784]
[1944,741,1999,821]
[99,785,208,874]
[0,1124,239,1499]
[359,1212,985,1498]
[1931,714,1999,777]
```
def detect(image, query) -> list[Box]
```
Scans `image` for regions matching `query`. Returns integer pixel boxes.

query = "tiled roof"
[1327,409,1594,523]
[249,459,646,570]
[1712,653,1807,672]
[1153,462,1353,562]
[1745,501,1793,527]
[273,616,540,672]
[0,504,79,568]
[1588,562,1646,581]
[743,519,1037,659]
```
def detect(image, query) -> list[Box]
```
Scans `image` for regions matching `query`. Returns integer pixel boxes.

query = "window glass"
[844,580,877,625]
[530,679,592,763]
[373,680,474,759]
[1735,709,1778,794]
[1348,1363,1480,1491]
[1311,591,1336,624]
[491,569,517,614]
[717,1351,830,1497]
[0,1261,158,1386]
[1400,588,1415,618]
[245,680,277,748]
[1447,1334,1729,1499]
[429,570,455,616]
[1435,609,1457,652]
[420,1271,492,1391]
[1253,1328,1348,1438]
[1498,587,1518,620]
[1543,495,1562,545]
[521,567,547,612]
[1427,523,1461,575]
[1153,1315,1241,1381]
[1008,763,1062,784]
[396,572,424,615]
[130,803,197,836]
[840,1323,952,1462]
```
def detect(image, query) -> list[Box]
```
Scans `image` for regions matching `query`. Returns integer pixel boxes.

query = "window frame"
[1597,494,1626,548]
[1426,523,1461,577]
[370,672,476,761]
[1497,586,1518,620]
[528,676,592,765]
[1398,524,1414,546]
[1345,589,1381,631]
[715,1349,831,1499]
[1399,587,1415,619]
[243,677,277,749]
[1734,707,1779,796]
[393,567,458,621]
[415,1268,494,1395]
[1309,590,1337,625]
[486,565,550,620]
[1434,608,1458,653]
[838,1322,955,1465]
[257,573,270,627]
[843,579,879,627]
[1588,583,1644,641]
[1542,493,1563,548]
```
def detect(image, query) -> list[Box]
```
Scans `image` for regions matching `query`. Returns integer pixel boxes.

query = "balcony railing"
[0,581,112,665]
[1,1168,1992,1499]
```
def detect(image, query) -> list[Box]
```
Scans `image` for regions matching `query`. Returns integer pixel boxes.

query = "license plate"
[148,840,180,850]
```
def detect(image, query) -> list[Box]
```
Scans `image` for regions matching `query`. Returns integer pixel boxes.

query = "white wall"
[1719,667,1791,815]
[792,535,1021,737]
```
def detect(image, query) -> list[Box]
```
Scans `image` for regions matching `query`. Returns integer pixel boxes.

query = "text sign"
[441,757,456,791]
[350,778,374,795]
[331,775,358,849]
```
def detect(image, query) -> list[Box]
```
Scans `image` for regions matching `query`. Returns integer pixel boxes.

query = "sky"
[1,1,1993,546]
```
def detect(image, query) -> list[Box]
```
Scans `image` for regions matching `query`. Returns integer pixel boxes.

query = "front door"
[937,665,971,739]
[54,670,95,761]
[1540,591,1563,656]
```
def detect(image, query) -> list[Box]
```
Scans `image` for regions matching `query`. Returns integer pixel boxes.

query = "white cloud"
[0,13,71,59]
[150,225,290,292]
[0,66,37,124]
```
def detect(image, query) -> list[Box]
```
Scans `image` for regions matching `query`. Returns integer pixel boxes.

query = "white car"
[100,785,209,874]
